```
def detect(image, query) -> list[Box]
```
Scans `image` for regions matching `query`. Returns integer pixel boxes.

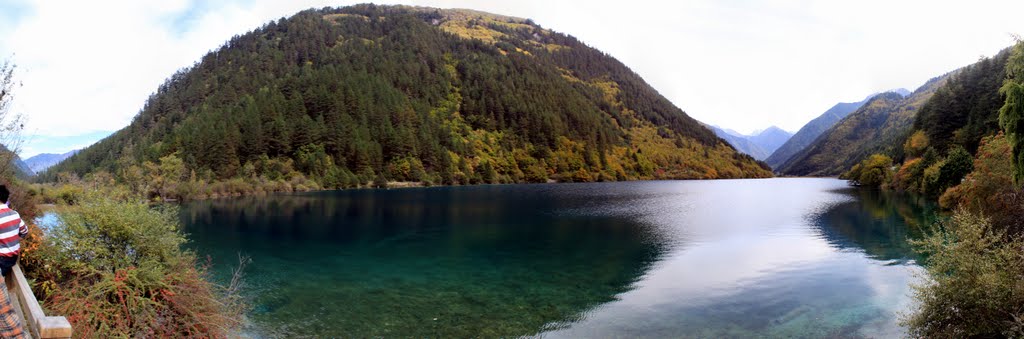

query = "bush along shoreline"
[18,181,249,336]
[842,41,1024,336]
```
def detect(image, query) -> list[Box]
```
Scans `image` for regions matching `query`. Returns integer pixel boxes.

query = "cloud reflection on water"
[180,178,930,337]
[543,179,930,338]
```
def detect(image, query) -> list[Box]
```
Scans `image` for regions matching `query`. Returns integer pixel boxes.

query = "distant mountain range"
[765,88,910,171]
[749,126,793,157]
[776,43,1013,179]
[708,88,910,165]
[25,150,79,174]
[777,84,945,176]
[706,125,792,161]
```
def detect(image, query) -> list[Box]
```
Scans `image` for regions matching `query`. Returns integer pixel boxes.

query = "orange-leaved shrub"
[939,133,1024,234]
[20,188,246,337]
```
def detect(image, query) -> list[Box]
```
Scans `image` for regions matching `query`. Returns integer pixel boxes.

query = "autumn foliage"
[939,133,1024,233]
[20,185,246,337]
[42,5,770,197]
[840,154,893,187]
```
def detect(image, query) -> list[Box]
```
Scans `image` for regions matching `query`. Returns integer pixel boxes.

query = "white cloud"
[2,0,1023,142]
[2,0,329,139]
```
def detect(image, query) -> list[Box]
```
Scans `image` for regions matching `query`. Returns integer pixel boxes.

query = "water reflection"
[811,187,937,263]
[182,184,670,337]
[181,179,932,338]
[542,179,927,338]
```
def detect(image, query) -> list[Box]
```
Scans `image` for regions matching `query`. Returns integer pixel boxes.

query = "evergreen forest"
[42,5,770,199]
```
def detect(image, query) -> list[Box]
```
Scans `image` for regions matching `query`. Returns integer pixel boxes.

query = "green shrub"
[999,41,1024,185]
[23,191,246,337]
[922,160,945,196]
[937,146,974,193]
[892,158,925,193]
[904,130,930,158]
[904,211,1024,337]
[842,154,893,187]
[939,134,1024,233]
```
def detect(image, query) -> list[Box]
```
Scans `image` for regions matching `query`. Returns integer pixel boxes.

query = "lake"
[180,178,937,337]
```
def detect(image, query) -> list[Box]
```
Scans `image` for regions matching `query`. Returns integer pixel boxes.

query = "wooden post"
[5,264,71,339]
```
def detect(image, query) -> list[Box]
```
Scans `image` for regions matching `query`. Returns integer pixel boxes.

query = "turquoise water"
[180,178,935,337]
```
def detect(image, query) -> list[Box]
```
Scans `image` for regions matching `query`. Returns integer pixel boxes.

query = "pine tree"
[1000,41,1024,185]
[41,5,772,187]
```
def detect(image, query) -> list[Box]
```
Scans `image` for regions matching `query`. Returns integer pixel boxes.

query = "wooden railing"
[5,264,71,338]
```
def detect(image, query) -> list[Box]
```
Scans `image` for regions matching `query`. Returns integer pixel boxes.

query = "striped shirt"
[0,204,27,257]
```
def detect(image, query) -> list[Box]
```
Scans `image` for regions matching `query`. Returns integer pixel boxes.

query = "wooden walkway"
[5,264,71,338]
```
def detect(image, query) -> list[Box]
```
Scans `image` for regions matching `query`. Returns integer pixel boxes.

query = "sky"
[1,0,1023,158]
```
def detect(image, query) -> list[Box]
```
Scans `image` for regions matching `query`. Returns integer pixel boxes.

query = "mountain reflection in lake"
[182,184,670,337]
[812,187,937,263]
[181,178,932,338]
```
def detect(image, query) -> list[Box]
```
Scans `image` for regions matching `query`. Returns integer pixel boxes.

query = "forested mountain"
[843,45,1014,198]
[785,45,1013,178]
[766,101,866,169]
[765,90,907,170]
[778,80,947,176]
[912,48,1011,155]
[890,88,912,97]
[708,125,791,160]
[25,150,78,173]
[41,5,769,196]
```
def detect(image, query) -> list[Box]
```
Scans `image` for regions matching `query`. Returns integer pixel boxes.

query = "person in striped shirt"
[0,185,26,338]
[0,185,28,277]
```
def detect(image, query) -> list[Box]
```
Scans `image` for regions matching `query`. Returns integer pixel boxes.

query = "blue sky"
[20,131,113,159]
[3,0,1024,159]
[0,0,30,24]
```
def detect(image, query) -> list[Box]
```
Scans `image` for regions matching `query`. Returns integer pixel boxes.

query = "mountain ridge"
[707,125,770,160]
[765,88,909,170]
[777,80,947,176]
[25,150,79,174]
[748,126,792,157]
[44,5,770,195]
[705,124,792,161]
